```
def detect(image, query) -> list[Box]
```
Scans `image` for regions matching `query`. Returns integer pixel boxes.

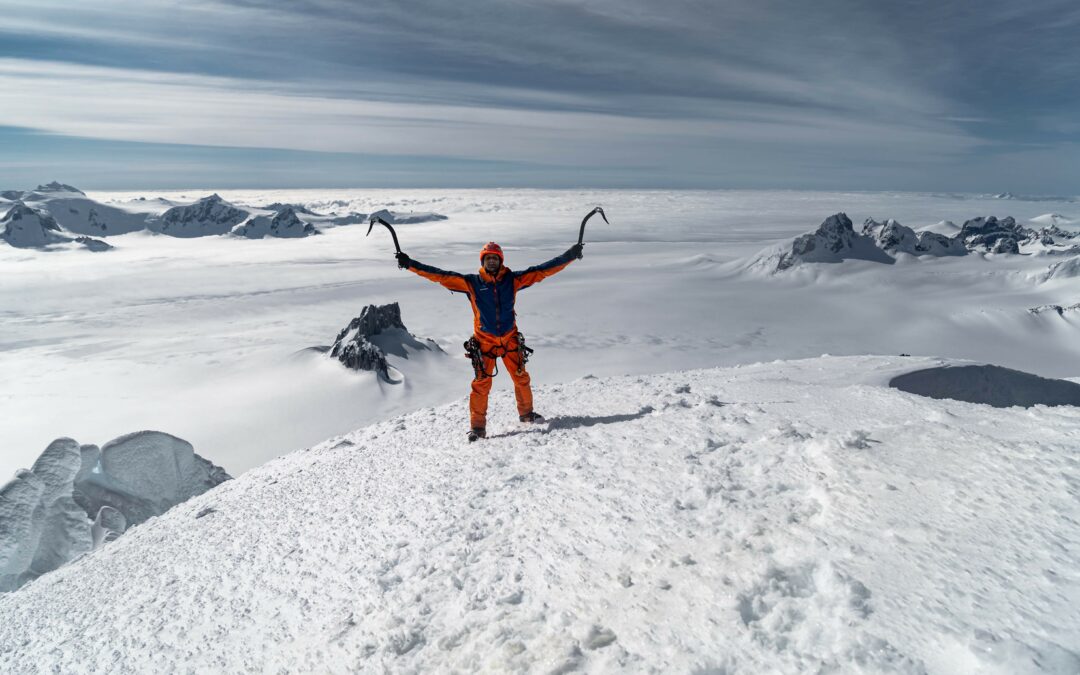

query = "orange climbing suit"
[405,248,577,428]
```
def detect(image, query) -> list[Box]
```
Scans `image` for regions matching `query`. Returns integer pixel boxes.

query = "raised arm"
[513,244,582,291]
[398,253,471,293]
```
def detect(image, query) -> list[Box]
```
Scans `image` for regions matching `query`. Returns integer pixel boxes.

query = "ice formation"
[0,432,230,592]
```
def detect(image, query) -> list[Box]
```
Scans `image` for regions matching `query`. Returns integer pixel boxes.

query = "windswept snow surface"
[2,189,1080,479]
[1,356,1078,673]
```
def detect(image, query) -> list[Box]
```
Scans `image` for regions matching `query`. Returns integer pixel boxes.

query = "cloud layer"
[1,0,1077,189]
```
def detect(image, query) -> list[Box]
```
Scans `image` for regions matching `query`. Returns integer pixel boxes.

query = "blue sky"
[1,0,1077,191]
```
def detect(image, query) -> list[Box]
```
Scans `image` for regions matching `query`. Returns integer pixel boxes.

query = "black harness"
[464,333,534,380]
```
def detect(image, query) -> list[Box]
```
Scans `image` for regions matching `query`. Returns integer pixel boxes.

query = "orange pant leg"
[503,349,533,417]
[469,355,495,428]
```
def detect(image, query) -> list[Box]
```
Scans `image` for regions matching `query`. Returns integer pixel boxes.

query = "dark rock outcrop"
[264,203,322,216]
[232,206,318,239]
[1029,303,1080,316]
[33,182,85,195]
[957,216,1027,253]
[153,194,250,237]
[329,303,443,381]
[862,218,966,256]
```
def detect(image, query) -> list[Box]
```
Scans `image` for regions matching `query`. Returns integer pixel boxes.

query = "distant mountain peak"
[34,182,85,195]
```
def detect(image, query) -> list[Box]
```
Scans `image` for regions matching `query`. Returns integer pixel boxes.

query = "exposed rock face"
[367,209,449,225]
[991,237,1020,254]
[862,218,966,257]
[1,432,231,592]
[328,212,369,226]
[1034,224,1077,244]
[0,204,110,251]
[232,207,319,239]
[1029,303,1080,316]
[153,194,250,237]
[0,190,24,201]
[957,216,1027,253]
[771,212,1078,272]
[264,203,322,216]
[775,213,894,271]
[1,203,64,247]
[33,182,85,195]
[329,303,443,381]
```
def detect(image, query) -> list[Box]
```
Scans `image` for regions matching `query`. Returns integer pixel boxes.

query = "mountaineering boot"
[468,427,486,442]
[519,412,546,424]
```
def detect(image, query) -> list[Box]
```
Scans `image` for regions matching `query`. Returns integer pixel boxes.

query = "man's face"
[483,254,502,273]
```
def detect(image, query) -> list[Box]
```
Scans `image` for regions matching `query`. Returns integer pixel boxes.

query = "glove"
[567,243,584,260]
[395,251,412,269]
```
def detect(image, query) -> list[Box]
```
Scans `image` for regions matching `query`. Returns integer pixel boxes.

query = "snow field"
[2,189,1080,479]
[2,356,1077,673]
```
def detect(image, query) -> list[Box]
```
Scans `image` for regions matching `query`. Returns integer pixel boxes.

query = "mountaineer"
[395,241,583,441]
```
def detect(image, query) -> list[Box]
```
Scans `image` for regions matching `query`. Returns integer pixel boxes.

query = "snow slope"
[2,356,1077,674]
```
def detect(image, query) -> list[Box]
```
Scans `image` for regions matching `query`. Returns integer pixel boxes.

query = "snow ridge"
[2,357,1077,673]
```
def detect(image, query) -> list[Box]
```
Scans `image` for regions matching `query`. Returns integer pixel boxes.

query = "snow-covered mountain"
[765,212,1080,271]
[0,431,229,592]
[1,356,1077,673]
[232,206,319,238]
[15,183,153,236]
[0,203,111,251]
[149,194,251,237]
[367,208,449,225]
[771,213,895,270]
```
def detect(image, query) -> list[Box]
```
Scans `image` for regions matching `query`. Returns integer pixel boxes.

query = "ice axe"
[367,216,402,254]
[577,206,609,246]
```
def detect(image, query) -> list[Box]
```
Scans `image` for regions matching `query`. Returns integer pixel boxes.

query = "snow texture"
[889,364,1080,408]
[1,356,1077,673]
[1044,257,1080,281]
[328,303,445,381]
[0,432,230,592]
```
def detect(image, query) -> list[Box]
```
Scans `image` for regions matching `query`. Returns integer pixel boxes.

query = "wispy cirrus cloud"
[0,0,1076,189]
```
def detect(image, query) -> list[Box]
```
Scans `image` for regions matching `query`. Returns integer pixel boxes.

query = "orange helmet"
[480,242,503,263]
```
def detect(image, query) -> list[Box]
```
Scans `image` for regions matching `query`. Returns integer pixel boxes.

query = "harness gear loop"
[463,333,535,380]
[464,337,496,380]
